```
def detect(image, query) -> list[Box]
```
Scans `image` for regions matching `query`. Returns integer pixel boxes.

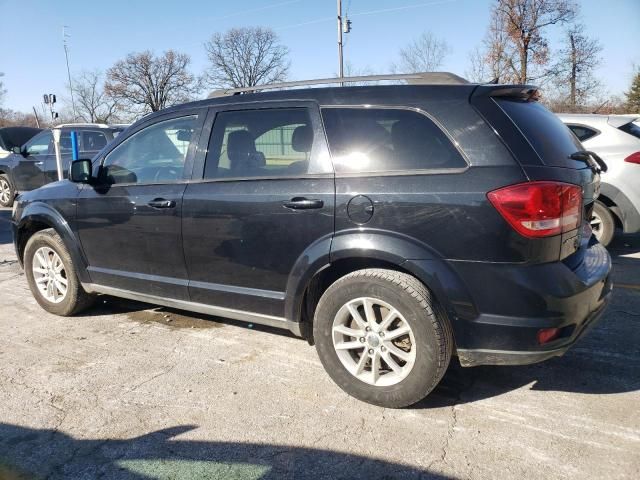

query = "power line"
[277,0,457,30]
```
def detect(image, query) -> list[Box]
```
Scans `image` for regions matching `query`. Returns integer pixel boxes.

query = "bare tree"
[72,70,121,123]
[491,0,576,83]
[0,73,6,106]
[550,24,602,110]
[105,50,198,114]
[393,31,451,73]
[204,27,290,88]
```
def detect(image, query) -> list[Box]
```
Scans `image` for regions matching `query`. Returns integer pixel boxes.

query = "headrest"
[292,125,313,153]
[227,130,256,161]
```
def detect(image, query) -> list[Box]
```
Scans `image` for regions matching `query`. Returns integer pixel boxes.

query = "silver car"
[558,114,640,246]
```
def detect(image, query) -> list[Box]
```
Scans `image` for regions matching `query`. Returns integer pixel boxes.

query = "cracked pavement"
[0,207,639,479]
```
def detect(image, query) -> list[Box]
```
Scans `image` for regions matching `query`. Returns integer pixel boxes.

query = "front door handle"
[148,198,176,209]
[34,161,44,166]
[283,197,324,210]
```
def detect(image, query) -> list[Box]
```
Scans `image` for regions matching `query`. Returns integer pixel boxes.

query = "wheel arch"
[16,203,90,283]
[285,230,476,344]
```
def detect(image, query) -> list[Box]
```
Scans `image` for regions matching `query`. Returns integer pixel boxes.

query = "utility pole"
[337,0,344,84]
[63,26,77,121]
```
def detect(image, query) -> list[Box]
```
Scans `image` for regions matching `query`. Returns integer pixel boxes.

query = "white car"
[558,114,640,246]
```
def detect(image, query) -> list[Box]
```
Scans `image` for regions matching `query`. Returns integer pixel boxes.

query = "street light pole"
[337,0,343,85]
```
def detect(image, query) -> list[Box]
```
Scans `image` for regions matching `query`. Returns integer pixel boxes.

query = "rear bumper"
[456,295,610,366]
[446,241,613,367]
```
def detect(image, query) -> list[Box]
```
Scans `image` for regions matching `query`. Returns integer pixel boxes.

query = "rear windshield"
[619,121,640,139]
[496,99,583,167]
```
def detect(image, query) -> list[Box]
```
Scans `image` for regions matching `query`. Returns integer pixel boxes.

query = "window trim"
[565,123,601,143]
[319,104,470,177]
[194,101,334,183]
[94,110,205,187]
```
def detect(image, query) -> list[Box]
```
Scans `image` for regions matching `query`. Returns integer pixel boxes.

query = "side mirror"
[11,146,26,156]
[70,159,93,183]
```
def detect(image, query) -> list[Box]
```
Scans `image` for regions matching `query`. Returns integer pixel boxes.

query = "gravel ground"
[0,207,639,479]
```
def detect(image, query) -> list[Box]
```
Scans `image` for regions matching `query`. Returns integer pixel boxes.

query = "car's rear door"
[182,101,335,319]
[75,109,205,300]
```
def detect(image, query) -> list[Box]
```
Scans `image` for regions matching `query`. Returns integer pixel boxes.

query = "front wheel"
[313,269,453,408]
[0,174,14,208]
[24,229,95,316]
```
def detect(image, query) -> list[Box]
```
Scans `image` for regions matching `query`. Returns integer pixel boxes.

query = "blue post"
[70,131,79,161]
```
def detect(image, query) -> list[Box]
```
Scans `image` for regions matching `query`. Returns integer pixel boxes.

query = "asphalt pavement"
[0,207,638,479]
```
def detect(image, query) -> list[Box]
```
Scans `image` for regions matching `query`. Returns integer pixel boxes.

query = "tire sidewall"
[24,230,81,316]
[593,201,615,247]
[0,174,14,208]
[314,273,446,408]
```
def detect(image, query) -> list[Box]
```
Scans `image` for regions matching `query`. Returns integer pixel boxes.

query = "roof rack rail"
[54,123,111,129]
[208,72,469,98]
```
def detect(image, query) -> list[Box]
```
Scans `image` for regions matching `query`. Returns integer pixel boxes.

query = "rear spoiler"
[471,84,540,101]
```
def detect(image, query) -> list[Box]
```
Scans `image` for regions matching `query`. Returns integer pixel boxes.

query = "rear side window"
[321,108,466,173]
[496,99,582,166]
[619,121,640,139]
[568,124,599,142]
[204,108,315,179]
[81,131,108,151]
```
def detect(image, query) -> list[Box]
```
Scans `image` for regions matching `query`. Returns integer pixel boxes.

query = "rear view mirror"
[176,129,193,142]
[70,159,93,183]
[11,146,25,156]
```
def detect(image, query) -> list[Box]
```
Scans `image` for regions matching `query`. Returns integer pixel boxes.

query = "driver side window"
[102,115,198,185]
[25,131,53,156]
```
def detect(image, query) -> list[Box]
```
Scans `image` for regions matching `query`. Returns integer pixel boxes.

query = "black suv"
[11,74,612,408]
[0,124,124,207]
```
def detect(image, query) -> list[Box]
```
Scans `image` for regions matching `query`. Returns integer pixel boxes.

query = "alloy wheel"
[32,247,68,303]
[332,297,416,387]
[0,178,10,205]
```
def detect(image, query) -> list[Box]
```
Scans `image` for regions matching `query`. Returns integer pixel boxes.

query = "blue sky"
[1,0,638,112]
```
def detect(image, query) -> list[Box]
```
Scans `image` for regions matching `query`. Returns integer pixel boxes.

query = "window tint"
[567,125,599,142]
[102,116,198,185]
[619,121,640,139]
[496,99,582,167]
[25,131,52,155]
[204,108,314,179]
[82,131,108,151]
[321,108,466,173]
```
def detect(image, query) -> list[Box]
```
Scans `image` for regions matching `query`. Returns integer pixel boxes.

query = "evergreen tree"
[626,70,640,112]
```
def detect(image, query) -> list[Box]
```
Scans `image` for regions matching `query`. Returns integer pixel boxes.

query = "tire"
[313,268,453,408]
[24,228,95,316]
[0,174,14,208]
[591,200,615,247]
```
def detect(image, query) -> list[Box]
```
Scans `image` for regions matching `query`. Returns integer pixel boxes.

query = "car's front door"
[182,103,335,318]
[12,130,51,191]
[75,111,204,300]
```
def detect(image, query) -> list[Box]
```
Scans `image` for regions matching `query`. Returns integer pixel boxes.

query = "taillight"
[487,181,583,238]
[624,152,640,164]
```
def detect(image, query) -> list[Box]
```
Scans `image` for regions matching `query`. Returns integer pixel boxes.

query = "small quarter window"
[568,125,599,142]
[321,108,466,173]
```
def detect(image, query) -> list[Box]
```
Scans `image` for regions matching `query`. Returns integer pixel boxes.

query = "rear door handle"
[147,198,176,209]
[34,161,44,166]
[282,197,324,210]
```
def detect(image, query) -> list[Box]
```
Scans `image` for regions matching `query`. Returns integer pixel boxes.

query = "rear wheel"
[313,268,453,408]
[24,229,95,316]
[591,201,615,247]
[0,174,14,207]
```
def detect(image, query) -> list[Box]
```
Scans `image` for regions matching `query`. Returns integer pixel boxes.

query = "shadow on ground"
[0,424,451,480]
